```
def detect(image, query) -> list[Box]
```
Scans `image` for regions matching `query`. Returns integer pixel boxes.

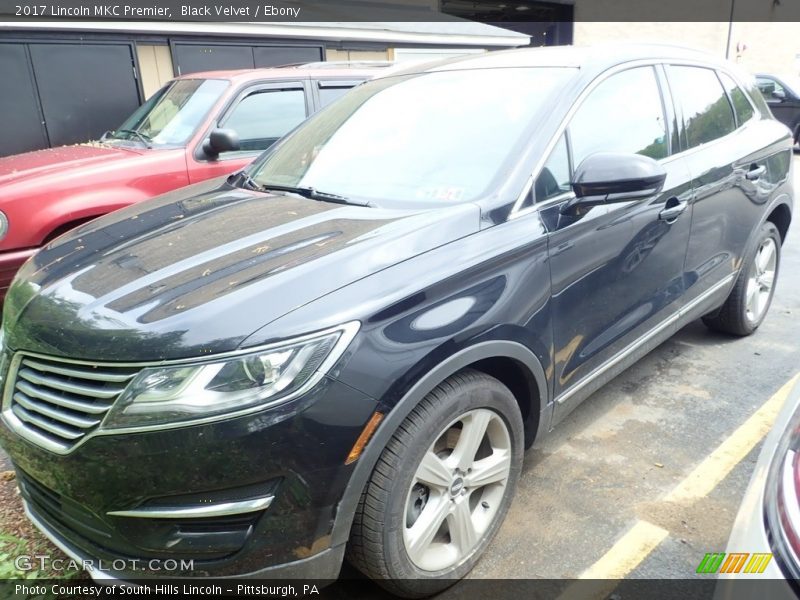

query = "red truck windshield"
[107,78,229,147]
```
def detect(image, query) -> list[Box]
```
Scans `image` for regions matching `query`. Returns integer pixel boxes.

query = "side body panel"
[545,156,694,423]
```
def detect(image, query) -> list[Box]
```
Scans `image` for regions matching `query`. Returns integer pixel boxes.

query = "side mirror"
[202,128,240,158]
[772,89,787,101]
[562,152,667,215]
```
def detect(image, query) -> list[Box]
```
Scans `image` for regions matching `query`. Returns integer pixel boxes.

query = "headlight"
[0,211,7,241]
[102,322,359,430]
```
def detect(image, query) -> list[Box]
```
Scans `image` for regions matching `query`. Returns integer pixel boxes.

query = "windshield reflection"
[105,79,228,147]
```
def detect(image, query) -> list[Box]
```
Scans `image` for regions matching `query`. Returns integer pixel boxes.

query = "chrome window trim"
[1,321,360,454]
[509,57,760,220]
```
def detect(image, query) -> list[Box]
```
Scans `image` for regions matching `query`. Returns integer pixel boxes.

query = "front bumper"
[0,375,378,579]
[0,247,37,300]
[24,499,346,583]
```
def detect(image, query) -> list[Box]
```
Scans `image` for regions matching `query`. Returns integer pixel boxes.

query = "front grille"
[6,354,140,452]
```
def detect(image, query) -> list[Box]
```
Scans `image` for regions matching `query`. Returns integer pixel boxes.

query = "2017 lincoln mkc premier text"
[0,46,794,596]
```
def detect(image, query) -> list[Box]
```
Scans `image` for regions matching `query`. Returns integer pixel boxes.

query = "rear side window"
[667,66,736,149]
[719,72,755,125]
[319,86,353,108]
[569,66,668,168]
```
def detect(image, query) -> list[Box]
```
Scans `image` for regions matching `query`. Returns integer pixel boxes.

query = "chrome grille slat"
[6,353,142,452]
[15,381,111,414]
[11,404,84,440]
[21,358,137,383]
[14,393,101,429]
[18,368,125,399]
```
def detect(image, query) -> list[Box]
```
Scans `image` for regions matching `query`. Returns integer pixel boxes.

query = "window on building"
[569,66,668,168]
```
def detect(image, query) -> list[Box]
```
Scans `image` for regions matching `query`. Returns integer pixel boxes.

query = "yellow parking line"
[570,372,799,584]
[666,373,799,502]
[579,521,669,579]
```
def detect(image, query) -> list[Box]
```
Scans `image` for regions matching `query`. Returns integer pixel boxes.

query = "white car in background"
[717,377,800,599]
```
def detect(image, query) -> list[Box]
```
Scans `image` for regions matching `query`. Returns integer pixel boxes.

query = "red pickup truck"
[0,64,378,298]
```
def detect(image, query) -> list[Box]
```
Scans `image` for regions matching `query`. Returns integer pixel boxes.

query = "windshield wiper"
[230,171,263,192]
[111,129,153,148]
[258,183,370,207]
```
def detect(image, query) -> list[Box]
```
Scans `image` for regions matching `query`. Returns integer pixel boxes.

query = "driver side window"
[220,88,307,155]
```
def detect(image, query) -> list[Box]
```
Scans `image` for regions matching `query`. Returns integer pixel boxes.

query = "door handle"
[658,198,688,222]
[746,165,766,181]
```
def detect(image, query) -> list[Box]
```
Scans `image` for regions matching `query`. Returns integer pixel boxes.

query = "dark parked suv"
[756,73,800,148]
[0,45,794,596]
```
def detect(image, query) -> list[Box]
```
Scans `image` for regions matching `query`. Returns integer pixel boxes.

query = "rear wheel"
[347,370,523,598]
[702,221,781,336]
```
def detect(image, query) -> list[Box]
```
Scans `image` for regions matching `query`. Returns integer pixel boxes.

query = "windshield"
[250,68,573,204]
[107,79,229,146]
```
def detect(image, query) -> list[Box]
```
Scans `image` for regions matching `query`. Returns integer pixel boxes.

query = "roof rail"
[277,60,397,69]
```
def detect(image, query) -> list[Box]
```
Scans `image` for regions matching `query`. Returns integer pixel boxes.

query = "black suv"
[0,45,795,596]
[756,73,800,148]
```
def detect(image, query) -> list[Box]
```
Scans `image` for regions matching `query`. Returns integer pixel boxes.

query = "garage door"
[0,42,141,157]
[29,43,141,148]
[173,43,322,74]
[0,44,48,156]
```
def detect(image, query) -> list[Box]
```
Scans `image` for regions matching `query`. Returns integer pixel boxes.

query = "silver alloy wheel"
[402,408,512,572]
[746,237,777,324]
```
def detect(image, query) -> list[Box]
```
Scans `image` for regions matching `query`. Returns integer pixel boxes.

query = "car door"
[667,66,775,304]
[537,65,694,424]
[187,81,310,183]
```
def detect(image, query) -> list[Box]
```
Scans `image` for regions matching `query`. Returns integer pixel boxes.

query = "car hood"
[0,143,144,187]
[4,181,480,361]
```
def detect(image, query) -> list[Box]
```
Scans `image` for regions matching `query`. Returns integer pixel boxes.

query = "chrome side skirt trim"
[555,273,737,406]
[107,494,274,519]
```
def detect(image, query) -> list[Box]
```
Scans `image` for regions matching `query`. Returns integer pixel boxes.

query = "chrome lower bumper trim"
[23,500,123,584]
[106,494,274,519]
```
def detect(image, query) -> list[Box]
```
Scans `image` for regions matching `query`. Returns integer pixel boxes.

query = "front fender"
[329,338,549,548]
[32,189,150,244]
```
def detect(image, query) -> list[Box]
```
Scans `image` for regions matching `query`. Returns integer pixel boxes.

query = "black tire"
[346,369,524,598]
[702,221,781,336]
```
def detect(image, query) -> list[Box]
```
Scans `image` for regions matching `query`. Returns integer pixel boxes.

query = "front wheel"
[703,221,781,336]
[346,369,524,598]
